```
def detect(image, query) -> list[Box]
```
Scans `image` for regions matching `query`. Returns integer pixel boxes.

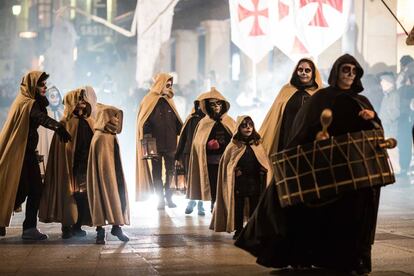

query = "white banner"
[136,0,179,86]
[229,0,352,62]
[229,0,274,63]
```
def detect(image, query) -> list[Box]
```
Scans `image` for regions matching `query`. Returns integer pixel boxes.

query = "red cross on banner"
[229,0,273,63]
[299,0,343,27]
[278,1,290,20]
[238,0,269,36]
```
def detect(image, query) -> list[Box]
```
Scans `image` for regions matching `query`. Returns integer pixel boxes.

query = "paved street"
[1,176,414,275]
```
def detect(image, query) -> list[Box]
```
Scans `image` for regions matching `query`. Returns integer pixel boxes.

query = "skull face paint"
[297,61,313,85]
[161,78,173,98]
[239,118,254,138]
[337,63,356,90]
[208,99,222,115]
[47,87,61,107]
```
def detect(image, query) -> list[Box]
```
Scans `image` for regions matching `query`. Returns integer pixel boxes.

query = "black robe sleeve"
[30,101,61,130]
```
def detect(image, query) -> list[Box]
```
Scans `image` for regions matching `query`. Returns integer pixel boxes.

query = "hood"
[94,103,123,134]
[289,58,322,90]
[19,71,49,99]
[149,72,174,97]
[233,115,261,144]
[62,88,92,120]
[84,85,97,117]
[192,92,209,115]
[328,54,364,93]
[198,87,230,116]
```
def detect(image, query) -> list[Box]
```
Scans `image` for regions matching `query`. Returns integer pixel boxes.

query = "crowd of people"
[0,53,412,275]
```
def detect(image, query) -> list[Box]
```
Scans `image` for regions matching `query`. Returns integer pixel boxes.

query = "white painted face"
[162,79,173,96]
[47,89,61,107]
[239,119,254,138]
[297,61,313,85]
[337,63,357,90]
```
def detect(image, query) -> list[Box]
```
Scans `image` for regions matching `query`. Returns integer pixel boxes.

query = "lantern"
[141,135,158,159]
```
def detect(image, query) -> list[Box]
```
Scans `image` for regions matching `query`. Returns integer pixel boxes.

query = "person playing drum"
[236,54,382,275]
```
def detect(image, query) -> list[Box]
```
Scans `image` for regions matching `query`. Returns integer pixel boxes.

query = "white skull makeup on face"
[239,118,254,138]
[297,61,313,85]
[337,63,357,90]
[161,78,173,98]
[47,88,61,107]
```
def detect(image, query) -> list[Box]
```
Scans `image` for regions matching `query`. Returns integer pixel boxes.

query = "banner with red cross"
[229,0,352,62]
[229,0,274,63]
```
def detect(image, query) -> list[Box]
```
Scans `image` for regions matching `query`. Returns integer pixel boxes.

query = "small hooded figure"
[174,93,207,216]
[87,103,129,245]
[187,87,236,212]
[136,73,183,209]
[39,87,95,239]
[210,116,272,239]
[0,71,71,239]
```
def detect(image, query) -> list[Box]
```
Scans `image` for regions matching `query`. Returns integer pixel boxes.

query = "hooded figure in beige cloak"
[136,73,183,209]
[0,71,71,239]
[210,115,273,239]
[87,103,130,245]
[187,87,236,212]
[259,58,322,155]
[39,88,95,239]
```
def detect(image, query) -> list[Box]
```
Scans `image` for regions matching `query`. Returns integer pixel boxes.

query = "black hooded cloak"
[235,54,382,274]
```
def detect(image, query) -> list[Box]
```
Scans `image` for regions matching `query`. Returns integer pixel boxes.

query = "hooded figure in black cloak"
[175,94,206,216]
[236,54,382,275]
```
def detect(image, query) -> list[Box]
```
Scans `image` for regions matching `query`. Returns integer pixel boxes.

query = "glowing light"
[38,55,45,68]
[73,47,78,61]
[19,31,37,39]
[12,5,22,16]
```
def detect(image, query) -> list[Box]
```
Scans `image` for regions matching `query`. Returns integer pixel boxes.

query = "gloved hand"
[207,139,220,150]
[55,124,72,143]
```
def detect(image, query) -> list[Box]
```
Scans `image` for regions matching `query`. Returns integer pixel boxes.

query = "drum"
[271,129,395,207]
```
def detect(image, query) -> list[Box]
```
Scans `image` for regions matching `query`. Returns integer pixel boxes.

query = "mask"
[161,79,173,98]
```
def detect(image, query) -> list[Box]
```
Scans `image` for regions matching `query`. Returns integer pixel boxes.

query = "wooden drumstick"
[379,138,397,149]
[316,109,333,141]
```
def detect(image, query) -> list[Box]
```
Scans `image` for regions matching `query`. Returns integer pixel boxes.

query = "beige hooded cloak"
[135,73,183,200]
[39,88,95,225]
[187,87,237,201]
[0,71,45,227]
[87,103,130,226]
[210,115,273,233]
[259,60,322,156]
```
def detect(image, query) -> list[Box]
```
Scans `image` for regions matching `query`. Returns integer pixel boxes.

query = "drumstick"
[379,138,397,149]
[316,109,333,141]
